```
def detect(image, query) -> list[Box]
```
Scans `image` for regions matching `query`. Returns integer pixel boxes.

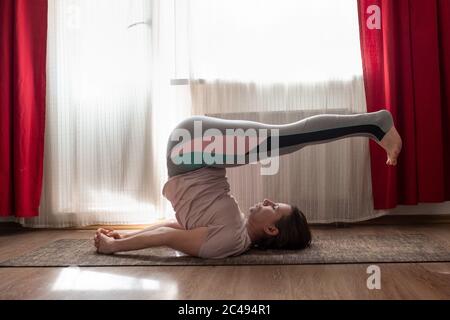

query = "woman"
[94,110,402,259]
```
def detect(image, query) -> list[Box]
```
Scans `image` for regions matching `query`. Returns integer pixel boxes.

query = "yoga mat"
[1,234,449,267]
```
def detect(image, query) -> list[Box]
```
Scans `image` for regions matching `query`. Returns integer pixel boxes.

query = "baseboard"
[314,215,450,227]
[0,222,150,231]
[0,222,23,229]
[359,214,450,225]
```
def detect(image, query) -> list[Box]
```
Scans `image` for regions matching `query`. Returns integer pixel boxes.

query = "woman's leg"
[166,109,401,177]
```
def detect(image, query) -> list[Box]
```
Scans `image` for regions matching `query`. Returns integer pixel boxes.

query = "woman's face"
[249,199,292,224]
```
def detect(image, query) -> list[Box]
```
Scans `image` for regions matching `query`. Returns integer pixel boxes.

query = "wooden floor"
[0,224,449,300]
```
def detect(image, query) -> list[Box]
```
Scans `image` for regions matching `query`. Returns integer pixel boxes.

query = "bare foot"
[377,125,402,166]
[95,233,117,254]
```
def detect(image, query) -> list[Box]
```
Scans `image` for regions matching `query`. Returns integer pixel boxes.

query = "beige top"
[162,167,253,259]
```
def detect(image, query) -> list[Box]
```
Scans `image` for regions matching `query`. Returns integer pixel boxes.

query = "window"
[181,0,363,83]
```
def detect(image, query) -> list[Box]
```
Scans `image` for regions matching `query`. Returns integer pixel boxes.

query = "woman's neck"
[244,217,264,244]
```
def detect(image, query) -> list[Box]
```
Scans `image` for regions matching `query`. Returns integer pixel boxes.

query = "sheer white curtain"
[183,0,365,114]
[10,0,390,227]
[19,0,169,227]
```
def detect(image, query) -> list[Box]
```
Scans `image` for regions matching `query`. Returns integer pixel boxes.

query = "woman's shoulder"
[197,223,251,259]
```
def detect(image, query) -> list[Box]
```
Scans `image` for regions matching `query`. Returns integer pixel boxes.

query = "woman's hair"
[253,206,312,250]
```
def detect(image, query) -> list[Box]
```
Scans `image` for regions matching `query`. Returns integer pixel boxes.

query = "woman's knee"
[174,116,207,131]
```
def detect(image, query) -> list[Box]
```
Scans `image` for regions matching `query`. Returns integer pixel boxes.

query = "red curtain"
[357,0,450,209]
[0,0,48,217]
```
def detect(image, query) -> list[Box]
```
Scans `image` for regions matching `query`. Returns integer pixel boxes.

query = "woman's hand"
[96,228,123,239]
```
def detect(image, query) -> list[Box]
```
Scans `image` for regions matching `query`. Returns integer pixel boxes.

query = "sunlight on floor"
[52,266,178,297]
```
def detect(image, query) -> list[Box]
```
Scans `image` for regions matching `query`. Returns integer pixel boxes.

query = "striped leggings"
[166,110,393,177]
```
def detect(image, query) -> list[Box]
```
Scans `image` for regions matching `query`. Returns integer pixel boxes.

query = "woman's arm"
[122,219,184,238]
[97,219,184,239]
[96,226,208,257]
